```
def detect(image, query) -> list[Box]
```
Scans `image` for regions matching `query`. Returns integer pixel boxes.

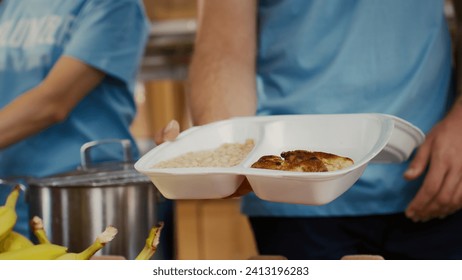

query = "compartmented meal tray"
[134,113,424,205]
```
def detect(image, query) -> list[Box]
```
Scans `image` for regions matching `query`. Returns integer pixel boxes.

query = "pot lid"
[28,139,152,187]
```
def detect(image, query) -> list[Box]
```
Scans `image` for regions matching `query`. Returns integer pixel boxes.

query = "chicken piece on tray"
[250,155,284,170]
[281,150,328,172]
[251,150,353,172]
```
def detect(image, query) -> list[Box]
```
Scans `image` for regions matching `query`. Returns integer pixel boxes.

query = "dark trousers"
[249,211,462,260]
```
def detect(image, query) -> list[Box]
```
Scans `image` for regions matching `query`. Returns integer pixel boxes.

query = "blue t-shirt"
[0,0,150,234]
[0,0,150,177]
[242,0,453,216]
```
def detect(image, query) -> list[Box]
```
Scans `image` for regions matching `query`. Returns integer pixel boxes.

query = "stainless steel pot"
[26,139,160,260]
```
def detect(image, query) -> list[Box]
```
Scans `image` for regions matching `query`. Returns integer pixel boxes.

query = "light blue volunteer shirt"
[0,0,150,234]
[242,0,453,217]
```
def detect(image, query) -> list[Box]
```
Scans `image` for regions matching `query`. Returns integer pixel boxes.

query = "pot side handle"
[80,139,133,170]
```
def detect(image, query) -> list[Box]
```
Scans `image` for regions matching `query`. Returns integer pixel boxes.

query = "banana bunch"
[0,186,64,259]
[0,185,34,253]
[0,185,165,260]
[0,186,66,259]
[0,185,20,242]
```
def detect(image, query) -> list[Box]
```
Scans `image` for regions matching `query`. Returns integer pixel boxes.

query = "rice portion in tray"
[153,139,255,168]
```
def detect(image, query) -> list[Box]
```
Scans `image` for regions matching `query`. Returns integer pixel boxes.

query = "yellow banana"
[0,231,34,253]
[55,225,118,260]
[135,222,164,260]
[30,216,51,244]
[0,185,21,242]
[0,243,68,260]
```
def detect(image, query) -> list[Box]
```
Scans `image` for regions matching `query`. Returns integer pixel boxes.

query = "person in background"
[0,0,150,237]
[185,0,462,259]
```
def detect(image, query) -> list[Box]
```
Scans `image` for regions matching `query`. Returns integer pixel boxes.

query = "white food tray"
[134,113,424,205]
